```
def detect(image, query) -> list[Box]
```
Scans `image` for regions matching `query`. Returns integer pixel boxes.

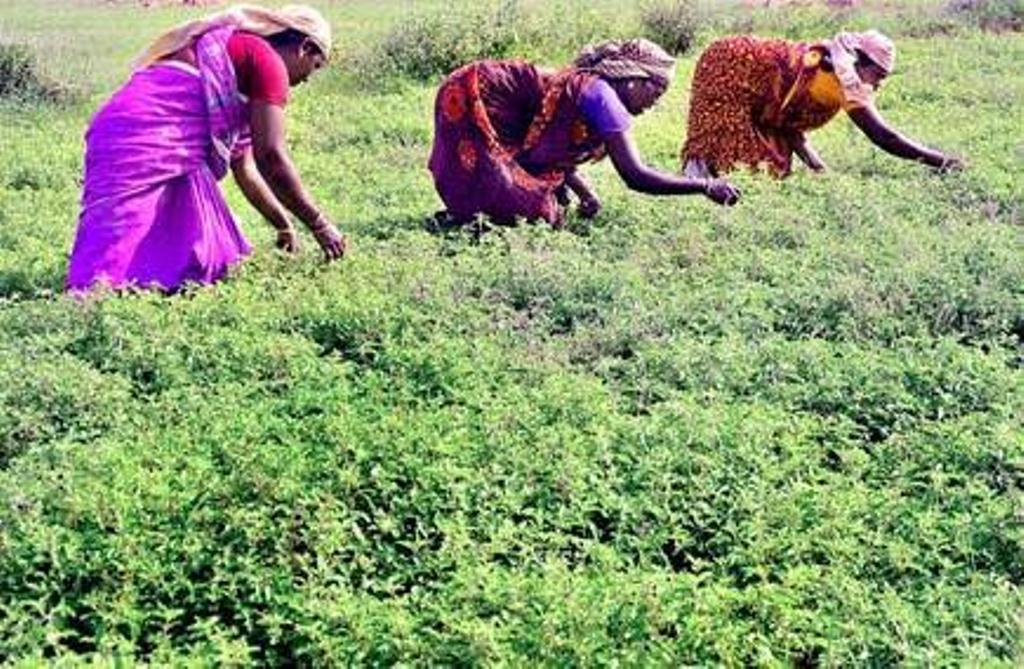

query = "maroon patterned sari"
[428,59,608,226]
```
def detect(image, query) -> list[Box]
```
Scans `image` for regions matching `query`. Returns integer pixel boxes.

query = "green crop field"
[1,0,1022,664]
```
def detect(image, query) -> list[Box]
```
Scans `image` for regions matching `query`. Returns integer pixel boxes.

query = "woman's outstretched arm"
[604,131,741,205]
[847,105,963,170]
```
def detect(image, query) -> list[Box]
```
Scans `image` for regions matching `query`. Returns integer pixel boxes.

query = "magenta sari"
[66,27,252,292]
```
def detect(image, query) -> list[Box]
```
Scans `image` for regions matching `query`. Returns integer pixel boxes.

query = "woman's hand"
[275,226,299,253]
[703,178,741,206]
[309,214,347,261]
[578,194,602,219]
[563,171,601,219]
[848,105,962,173]
[936,154,966,173]
[554,184,572,207]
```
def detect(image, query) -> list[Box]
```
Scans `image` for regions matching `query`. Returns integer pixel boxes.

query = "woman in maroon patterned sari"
[428,39,740,228]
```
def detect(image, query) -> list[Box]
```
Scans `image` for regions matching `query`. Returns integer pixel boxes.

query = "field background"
[1,0,1022,664]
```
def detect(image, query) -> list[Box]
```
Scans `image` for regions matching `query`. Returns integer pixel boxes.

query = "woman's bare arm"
[564,170,602,218]
[230,148,298,252]
[790,131,827,172]
[604,131,740,205]
[249,102,346,260]
[847,104,961,169]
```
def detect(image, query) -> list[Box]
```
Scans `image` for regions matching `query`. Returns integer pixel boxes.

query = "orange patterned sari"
[682,36,863,177]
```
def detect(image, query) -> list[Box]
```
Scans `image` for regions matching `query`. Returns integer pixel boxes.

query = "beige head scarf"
[573,38,677,85]
[826,30,894,106]
[832,30,896,73]
[132,4,332,70]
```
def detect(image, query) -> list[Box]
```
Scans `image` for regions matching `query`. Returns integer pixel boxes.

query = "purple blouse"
[578,79,632,137]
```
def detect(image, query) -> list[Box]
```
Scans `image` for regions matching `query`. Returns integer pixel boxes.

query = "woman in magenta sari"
[66,4,346,293]
[428,39,741,228]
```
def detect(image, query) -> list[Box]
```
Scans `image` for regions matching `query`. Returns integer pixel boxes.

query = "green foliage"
[356,1,528,83]
[0,0,1022,665]
[640,0,703,55]
[946,0,1024,31]
[350,0,634,86]
[0,43,71,104]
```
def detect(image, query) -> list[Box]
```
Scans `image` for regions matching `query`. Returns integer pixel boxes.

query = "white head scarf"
[832,30,895,73]
[132,4,332,70]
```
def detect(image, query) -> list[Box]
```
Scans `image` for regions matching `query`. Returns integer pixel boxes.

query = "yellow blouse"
[807,67,872,112]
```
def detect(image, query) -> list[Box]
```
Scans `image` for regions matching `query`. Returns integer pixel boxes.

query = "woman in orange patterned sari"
[429,39,740,228]
[681,31,963,178]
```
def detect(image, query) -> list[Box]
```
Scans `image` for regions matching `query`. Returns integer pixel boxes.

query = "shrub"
[361,1,525,82]
[639,0,702,55]
[0,43,70,103]
[348,0,634,88]
[946,0,1024,31]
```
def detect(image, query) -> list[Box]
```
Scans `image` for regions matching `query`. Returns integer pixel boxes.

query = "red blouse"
[227,32,289,107]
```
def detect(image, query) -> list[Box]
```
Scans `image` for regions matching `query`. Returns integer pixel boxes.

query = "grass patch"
[348,0,638,86]
[355,1,527,82]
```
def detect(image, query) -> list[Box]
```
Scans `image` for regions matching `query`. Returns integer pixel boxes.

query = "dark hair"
[266,29,323,57]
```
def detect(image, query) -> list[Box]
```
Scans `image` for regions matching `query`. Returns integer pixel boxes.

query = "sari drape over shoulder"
[66,27,252,292]
[428,60,607,225]
[682,35,871,177]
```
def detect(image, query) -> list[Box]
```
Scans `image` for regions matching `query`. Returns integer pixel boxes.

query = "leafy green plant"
[0,42,72,103]
[357,1,527,82]
[639,0,702,55]
[947,0,1024,31]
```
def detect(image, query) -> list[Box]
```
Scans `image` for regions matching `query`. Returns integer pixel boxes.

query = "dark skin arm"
[250,102,346,260]
[604,131,740,205]
[789,131,828,172]
[564,170,602,218]
[847,104,962,170]
[230,148,298,252]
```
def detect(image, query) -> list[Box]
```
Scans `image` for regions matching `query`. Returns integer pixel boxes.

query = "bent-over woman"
[681,31,963,178]
[429,38,740,228]
[67,4,346,293]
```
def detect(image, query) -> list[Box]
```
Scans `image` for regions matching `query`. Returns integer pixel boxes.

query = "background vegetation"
[1,0,1021,664]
